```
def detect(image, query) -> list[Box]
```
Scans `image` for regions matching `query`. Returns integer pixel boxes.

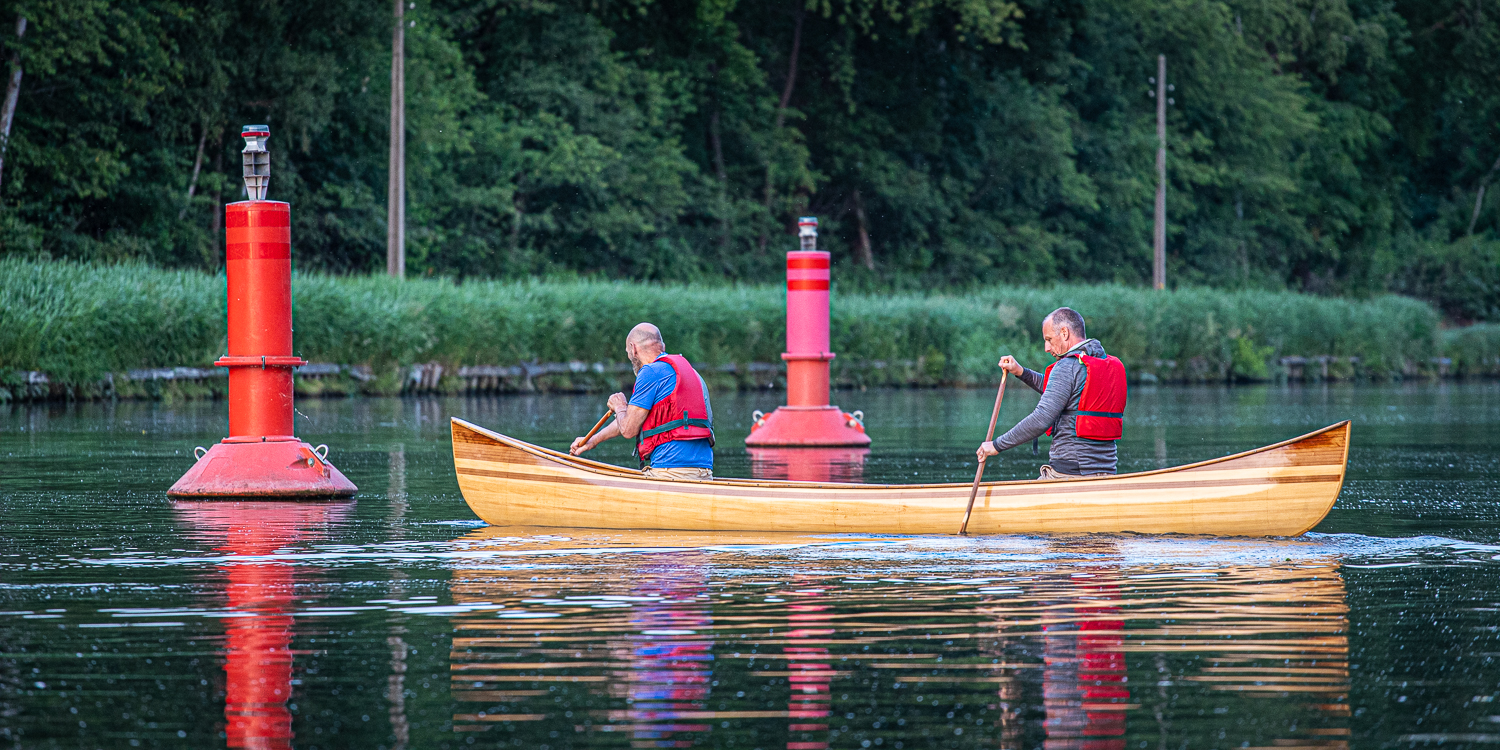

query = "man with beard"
[569,323,716,480]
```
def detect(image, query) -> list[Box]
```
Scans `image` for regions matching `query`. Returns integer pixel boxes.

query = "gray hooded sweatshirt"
[990,338,1118,475]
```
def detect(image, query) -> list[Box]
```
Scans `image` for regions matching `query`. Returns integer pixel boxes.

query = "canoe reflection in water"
[983,543,1351,749]
[446,529,1351,748]
[617,557,715,747]
[173,501,353,749]
[1039,566,1129,748]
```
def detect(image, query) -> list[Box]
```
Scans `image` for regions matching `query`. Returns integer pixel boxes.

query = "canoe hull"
[451,419,1349,537]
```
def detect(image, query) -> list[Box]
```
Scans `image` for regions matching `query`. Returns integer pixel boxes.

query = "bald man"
[570,323,716,480]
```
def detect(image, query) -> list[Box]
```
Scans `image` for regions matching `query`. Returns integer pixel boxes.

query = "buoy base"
[744,405,871,447]
[167,439,358,499]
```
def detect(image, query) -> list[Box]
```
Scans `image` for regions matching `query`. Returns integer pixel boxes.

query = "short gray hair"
[1044,307,1086,340]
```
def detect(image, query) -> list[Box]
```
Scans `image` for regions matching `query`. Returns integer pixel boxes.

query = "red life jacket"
[636,354,715,464]
[1041,350,1127,441]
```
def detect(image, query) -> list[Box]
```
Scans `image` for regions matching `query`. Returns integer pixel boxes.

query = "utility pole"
[386,0,406,278]
[1153,54,1167,291]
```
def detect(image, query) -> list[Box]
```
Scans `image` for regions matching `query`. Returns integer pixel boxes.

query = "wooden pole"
[959,372,1007,535]
[387,0,406,278]
[1153,54,1166,291]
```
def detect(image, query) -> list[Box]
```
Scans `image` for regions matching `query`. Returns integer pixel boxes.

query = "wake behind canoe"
[451,418,1349,536]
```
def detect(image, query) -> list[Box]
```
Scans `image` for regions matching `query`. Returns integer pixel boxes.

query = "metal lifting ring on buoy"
[194,446,208,460]
[313,444,330,460]
[751,410,766,431]
[845,409,866,431]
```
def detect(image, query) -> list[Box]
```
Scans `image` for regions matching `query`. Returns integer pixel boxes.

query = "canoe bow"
[451,418,1350,537]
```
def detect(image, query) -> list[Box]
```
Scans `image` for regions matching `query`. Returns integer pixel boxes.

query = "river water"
[2,383,1499,749]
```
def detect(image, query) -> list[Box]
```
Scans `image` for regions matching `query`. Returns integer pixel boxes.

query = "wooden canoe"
[451,418,1350,537]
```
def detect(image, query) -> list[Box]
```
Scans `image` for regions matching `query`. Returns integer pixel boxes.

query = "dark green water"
[3,384,1500,749]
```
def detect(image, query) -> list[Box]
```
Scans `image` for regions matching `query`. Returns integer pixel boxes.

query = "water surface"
[3,384,1499,748]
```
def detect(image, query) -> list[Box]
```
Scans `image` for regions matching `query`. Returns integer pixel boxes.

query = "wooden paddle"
[577,408,615,453]
[959,371,1008,535]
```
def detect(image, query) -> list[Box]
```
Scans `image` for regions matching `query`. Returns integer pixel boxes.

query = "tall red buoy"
[168,125,357,498]
[745,217,871,448]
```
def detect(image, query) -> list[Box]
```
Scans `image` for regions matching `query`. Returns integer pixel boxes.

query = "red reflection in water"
[174,501,351,750]
[1043,577,1128,750]
[622,563,714,748]
[784,585,833,750]
[748,447,869,483]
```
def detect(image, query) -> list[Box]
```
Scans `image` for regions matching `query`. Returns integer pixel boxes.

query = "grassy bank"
[1443,324,1500,377]
[0,258,1472,399]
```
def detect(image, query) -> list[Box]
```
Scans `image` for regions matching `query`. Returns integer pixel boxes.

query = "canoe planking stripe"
[456,465,1343,500]
[453,456,1343,486]
[452,446,1344,491]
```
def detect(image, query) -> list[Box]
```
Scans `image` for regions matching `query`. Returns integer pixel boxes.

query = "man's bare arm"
[570,405,651,455]
[616,405,649,439]
[571,420,621,455]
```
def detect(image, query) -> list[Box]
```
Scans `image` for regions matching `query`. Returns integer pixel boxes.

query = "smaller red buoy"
[746,217,871,448]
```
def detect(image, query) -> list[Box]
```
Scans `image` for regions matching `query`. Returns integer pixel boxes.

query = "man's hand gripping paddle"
[959,372,1007,535]
[570,409,614,456]
[583,409,613,443]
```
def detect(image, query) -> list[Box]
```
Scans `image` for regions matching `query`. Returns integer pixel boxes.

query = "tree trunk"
[210,133,223,266]
[511,193,524,256]
[1468,152,1500,236]
[0,15,28,196]
[773,10,803,132]
[180,125,208,219]
[710,109,728,184]
[709,107,729,248]
[759,9,805,253]
[1236,191,1247,279]
[852,189,874,270]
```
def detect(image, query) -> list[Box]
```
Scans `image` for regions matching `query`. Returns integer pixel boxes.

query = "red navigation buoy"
[745,217,872,448]
[168,125,357,498]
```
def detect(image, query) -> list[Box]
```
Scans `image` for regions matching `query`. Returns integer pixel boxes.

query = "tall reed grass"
[1443,324,1500,377]
[0,257,1456,388]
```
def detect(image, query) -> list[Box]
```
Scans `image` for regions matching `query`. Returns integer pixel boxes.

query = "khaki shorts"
[642,466,714,481]
[1037,464,1084,481]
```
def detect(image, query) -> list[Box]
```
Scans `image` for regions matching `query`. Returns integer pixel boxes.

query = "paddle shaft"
[581,408,614,445]
[959,372,1008,535]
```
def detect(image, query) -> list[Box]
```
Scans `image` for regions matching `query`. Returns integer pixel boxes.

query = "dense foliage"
[2,258,1464,397]
[0,0,1498,318]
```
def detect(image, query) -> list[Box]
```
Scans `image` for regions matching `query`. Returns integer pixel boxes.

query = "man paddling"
[569,323,716,480]
[976,307,1126,478]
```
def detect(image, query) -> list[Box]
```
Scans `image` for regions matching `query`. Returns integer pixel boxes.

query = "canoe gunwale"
[451,417,1352,492]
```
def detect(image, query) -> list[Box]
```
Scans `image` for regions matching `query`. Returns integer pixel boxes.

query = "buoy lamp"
[745,217,871,447]
[168,125,357,498]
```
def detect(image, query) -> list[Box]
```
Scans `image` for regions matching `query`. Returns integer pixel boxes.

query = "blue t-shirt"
[630,359,714,469]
